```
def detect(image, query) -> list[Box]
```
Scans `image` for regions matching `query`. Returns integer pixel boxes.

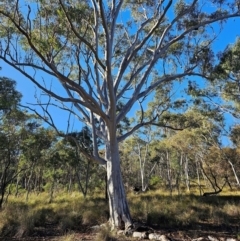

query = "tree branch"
[20,103,106,165]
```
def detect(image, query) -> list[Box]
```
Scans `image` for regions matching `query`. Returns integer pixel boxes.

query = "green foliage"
[230,125,240,146]
[149,175,162,188]
[174,0,194,17]
[0,77,21,113]
[211,37,240,115]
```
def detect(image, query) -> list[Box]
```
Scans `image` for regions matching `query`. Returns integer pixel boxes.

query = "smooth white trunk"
[166,151,172,194]
[196,159,202,196]
[228,160,240,186]
[185,156,190,192]
[105,137,132,230]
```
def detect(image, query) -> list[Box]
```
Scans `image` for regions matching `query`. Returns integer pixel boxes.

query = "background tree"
[20,124,57,201]
[61,126,100,197]
[1,0,240,229]
[211,38,240,118]
[0,76,24,208]
[121,127,159,192]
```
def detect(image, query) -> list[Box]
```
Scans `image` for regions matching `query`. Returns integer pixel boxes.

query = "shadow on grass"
[1,192,240,240]
[129,194,240,238]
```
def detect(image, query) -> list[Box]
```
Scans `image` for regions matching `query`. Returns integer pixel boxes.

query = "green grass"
[0,189,239,239]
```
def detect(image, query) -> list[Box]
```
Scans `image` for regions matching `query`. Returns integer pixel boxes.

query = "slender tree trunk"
[144,162,157,192]
[37,172,42,194]
[49,169,56,204]
[105,136,132,230]
[26,164,34,202]
[0,170,7,209]
[84,161,90,197]
[76,170,85,196]
[49,180,55,203]
[196,158,202,196]
[166,151,172,195]
[228,160,240,186]
[5,180,13,204]
[137,140,149,192]
[185,156,190,192]
[15,176,20,197]
[24,176,27,190]
[68,169,72,193]
[225,176,232,190]
[75,161,91,198]
[34,176,38,192]
[177,152,184,195]
[38,168,44,193]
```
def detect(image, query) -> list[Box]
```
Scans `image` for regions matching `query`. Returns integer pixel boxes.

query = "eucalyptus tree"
[0,0,240,229]
[20,124,57,201]
[0,75,22,114]
[60,126,98,197]
[207,125,240,187]
[220,147,240,187]
[150,108,224,194]
[0,76,24,208]
[227,124,240,186]
[121,127,159,192]
[230,125,240,146]
[211,38,240,117]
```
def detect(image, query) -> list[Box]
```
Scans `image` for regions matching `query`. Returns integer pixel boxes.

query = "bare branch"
[20,103,106,165]
[117,114,184,143]
[58,0,105,71]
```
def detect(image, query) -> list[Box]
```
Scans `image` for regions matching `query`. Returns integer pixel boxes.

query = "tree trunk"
[0,170,7,209]
[176,152,184,195]
[228,160,240,186]
[15,176,20,197]
[26,164,34,202]
[196,158,202,196]
[105,137,132,230]
[68,169,72,193]
[185,156,190,192]
[166,151,172,195]
[49,169,56,204]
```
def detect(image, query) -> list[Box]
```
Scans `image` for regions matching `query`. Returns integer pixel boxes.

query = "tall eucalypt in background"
[0,74,23,208]
[0,0,240,230]
[211,38,240,118]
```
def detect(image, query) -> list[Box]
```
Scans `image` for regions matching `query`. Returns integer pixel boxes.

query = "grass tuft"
[94,225,117,241]
[58,232,79,241]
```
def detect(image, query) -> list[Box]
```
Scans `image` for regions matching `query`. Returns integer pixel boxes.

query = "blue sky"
[0,12,240,141]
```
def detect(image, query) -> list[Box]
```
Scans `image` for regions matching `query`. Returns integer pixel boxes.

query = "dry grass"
[57,232,79,241]
[0,191,109,238]
[128,189,240,228]
[0,188,239,239]
[94,225,118,241]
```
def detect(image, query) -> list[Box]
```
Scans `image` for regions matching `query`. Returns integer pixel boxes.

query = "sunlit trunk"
[185,156,190,192]
[105,130,132,230]
[26,164,35,202]
[166,150,172,195]
[228,160,240,186]
[196,157,202,196]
